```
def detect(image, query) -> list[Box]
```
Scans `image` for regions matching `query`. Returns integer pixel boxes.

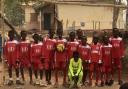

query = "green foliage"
[32,1,45,14]
[4,0,25,26]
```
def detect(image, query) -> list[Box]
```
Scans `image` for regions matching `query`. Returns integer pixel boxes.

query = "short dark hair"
[73,51,79,57]
[120,83,128,89]
[82,35,87,40]
[20,30,27,35]
[33,33,39,39]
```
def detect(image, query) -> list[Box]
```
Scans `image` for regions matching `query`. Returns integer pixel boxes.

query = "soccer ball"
[56,44,65,52]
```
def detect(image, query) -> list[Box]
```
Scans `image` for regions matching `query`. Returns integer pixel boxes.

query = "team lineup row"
[3,28,124,88]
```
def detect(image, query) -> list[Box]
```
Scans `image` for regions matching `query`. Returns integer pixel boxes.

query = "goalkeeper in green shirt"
[68,51,83,88]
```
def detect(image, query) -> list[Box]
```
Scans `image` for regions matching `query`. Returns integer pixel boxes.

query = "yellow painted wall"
[58,4,125,30]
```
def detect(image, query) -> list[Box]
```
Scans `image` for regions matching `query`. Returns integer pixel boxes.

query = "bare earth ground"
[0,64,128,89]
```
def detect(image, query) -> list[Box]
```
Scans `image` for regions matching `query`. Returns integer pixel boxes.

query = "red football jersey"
[78,44,91,61]
[4,40,19,64]
[19,40,31,62]
[66,41,79,59]
[55,38,67,62]
[43,38,56,62]
[101,44,112,66]
[109,37,124,58]
[30,42,43,62]
[90,43,101,63]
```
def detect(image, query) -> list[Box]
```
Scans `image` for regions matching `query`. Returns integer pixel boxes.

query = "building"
[23,0,125,34]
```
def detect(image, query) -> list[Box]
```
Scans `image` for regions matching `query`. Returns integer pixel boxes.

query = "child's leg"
[68,71,73,83]
[15,67,20,80]
[8,65,12,79]
[28,67,33,83]
[77,71,83,85]
[89,63,94,85]
[20,66,25,81]
[8,65,13,85]
[48,69,51,81]
[34,70,38,79]
[82,63,88,84]
[63,62,67,84]
[96,63,100,84]
[55,67,58,83]
[40,69,43,80]
[45,69,49,82]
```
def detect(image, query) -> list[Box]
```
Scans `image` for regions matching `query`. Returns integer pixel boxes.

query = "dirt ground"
[0,64,128,89]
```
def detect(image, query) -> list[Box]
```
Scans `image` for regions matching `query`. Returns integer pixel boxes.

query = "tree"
[4,0,25,26]
[112,0,121,28]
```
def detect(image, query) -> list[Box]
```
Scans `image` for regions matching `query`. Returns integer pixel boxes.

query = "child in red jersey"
[30,34,44,86]
[78,35,91,86]
[67,31,79,60]
[4,30,22,85]
[43,30,56,85]
[54,29,67,87]
[19,31,32,84]
[101,35,113,86]
[76,29,83,44]
[89,35,102,86]
[109,28,124,85]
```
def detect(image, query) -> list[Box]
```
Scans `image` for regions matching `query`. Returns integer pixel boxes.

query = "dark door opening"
[44,13,51,30]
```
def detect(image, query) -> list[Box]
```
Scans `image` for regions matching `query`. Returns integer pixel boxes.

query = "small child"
[4,30,22,85]
[78,35,91,86]
[19,31,32,84]
[101,35,113,86]
[68,51,83,88]
[30,33,44,86]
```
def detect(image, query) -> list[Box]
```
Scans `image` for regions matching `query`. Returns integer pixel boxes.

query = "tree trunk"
[126,0,128,30]
[112,0,121,28]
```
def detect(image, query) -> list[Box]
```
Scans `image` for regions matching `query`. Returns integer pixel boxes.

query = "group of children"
[3,28,124,88]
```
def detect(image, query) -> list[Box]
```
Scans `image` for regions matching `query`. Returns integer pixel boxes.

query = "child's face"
[74,55,79,62]
[57,31,63,38]
[113,31,118,38]
[21,33,27,40]
[104,38,109,44]
[8,32,14,40]
[49,31,54,38]
[70,33,75,41]
[33,35,39,42]
[82,38,87,45]
[93,38,98,44]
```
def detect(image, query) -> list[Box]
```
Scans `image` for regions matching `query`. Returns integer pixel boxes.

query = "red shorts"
[20,59,31,68]
[113,58,122,69]
[7,60,19,68]
[44,61,53,70]
[102,65,112,73]
[55,61,66,70]
[33,60,43,70]
[89,62,100,72]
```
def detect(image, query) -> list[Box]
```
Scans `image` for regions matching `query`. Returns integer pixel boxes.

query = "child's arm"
[69,58,74,76]
[76,58,82,76]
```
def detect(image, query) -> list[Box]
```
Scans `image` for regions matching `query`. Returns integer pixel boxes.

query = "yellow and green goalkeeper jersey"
[69,58,83,76]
